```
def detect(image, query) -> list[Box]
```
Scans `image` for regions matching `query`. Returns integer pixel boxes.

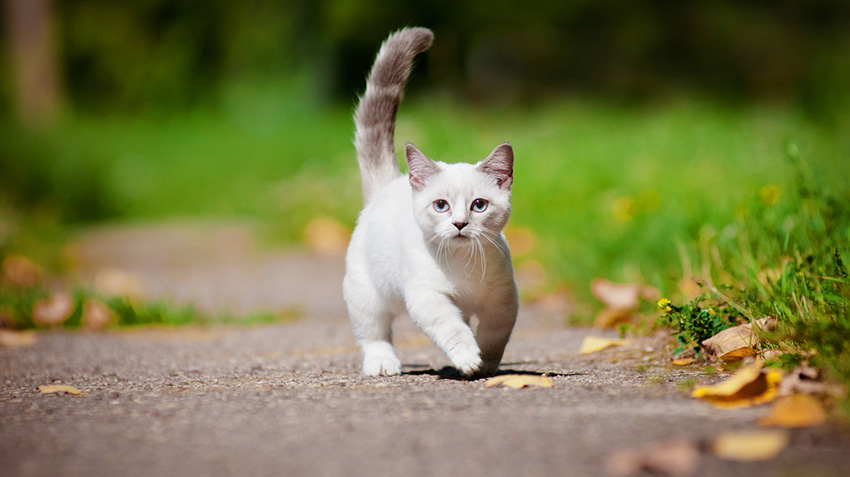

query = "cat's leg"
[474,291,519,377]
[344,276,402,377]
[406,291,483,375]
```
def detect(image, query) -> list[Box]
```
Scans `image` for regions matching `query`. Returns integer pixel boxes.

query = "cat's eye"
[471,199,489,213]
[433,200,450,213]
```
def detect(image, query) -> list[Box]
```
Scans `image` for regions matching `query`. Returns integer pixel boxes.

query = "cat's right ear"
[406,143,439,191]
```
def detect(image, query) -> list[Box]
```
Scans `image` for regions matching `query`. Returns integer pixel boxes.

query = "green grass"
[1,84,849,336]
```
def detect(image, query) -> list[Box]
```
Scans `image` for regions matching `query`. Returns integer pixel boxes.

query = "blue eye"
[471,199,489,212]
[433,200,450,213]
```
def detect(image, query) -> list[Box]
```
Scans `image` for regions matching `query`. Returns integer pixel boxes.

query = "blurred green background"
[1,0,849,308]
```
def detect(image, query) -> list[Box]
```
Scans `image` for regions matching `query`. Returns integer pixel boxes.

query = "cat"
[343,27,518,378]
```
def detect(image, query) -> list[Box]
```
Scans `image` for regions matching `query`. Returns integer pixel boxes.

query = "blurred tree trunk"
[3,0,61,127]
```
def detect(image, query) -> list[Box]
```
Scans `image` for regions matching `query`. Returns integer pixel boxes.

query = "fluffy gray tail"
[354,27,434,204]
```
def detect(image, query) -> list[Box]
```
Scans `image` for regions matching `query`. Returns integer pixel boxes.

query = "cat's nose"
[453,222,468,231]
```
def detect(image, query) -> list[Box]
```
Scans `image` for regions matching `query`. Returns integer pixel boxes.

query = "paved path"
[2,223,848,476]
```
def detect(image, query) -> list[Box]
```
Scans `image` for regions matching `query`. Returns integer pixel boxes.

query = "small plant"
[656,298,736,355]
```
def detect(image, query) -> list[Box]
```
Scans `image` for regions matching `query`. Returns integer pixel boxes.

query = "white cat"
[343,27,518,378]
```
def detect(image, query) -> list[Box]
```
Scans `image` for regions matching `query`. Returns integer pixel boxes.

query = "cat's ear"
[406,143,440,191]
[479,142,513,190]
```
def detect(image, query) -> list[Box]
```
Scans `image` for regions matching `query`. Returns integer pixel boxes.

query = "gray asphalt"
[2,223,848,476]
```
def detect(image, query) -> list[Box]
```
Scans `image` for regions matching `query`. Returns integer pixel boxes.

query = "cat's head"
[406,143,513,247]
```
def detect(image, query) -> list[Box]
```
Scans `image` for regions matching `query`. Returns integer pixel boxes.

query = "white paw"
[361,341,402,376]
[363,355,402,376]
[449,347,483,376]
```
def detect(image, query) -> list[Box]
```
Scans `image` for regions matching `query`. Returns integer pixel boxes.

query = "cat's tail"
[354,27,434,204]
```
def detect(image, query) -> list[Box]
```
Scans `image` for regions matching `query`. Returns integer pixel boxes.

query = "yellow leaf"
[37,385,83,395]
[485,374,554,389]
[691,360,782,409]
[579,336,629,354]
[712,430,789,461]
[672,357,695,366]
[758,394,827,428]
[718,347,758,362]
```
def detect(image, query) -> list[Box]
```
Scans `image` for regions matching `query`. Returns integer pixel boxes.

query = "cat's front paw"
[449,348,483,377]
[363,355,402,376]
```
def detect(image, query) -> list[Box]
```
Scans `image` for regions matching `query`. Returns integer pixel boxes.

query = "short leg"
[474,292,518,377]
[406,291,482,376]
[344,274,401,376]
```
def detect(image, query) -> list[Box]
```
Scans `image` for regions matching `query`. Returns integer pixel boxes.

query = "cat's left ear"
[479,143,513,190]
[406,143,440,191]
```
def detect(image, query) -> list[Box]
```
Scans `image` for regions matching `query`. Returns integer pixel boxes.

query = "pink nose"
[453,222,468,231]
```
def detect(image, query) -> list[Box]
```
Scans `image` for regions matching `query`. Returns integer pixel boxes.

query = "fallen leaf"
[593,307,633,328]
[591,279,659,310]
[758,394,827,428]
[0,329,37,347]
[718,347,758,362]
[579,336,629,354]
[37,384,83,395]
[672,357,695,366]
[2,255,41,288]
[303,216,350,257]
[32,292,74,327]
[712,430,789,461]
[776,365,842,397]
[82,299,114,330]
[607,439,700,476]
[691,360,782,409]
[485,374,554,389]
[701,317,776,357]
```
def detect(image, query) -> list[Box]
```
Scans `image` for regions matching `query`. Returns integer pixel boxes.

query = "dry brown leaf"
[691,360,782,409]
[303,216,350,257]
[0,329,37,348]
[672,357,695,366]
[2,255,41,288]
[591,279,659,309]
[712,430,789,461]
[579,336,629,354]
[82,299,114,330]
[776,365,842,397]
[37,384,83,395]
[701,317,776,357]
[593,307,633,328]
[607,439,700,476]
[32,292,74,327]
[758,394,827,428]
[485,374,554,389]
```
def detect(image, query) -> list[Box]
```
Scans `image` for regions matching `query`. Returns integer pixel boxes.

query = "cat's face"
[406,143,513,248]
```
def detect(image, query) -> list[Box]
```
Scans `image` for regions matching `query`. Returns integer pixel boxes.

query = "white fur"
[343,148,518,377]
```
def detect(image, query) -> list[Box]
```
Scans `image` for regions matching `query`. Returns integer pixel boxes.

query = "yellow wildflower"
[657,298,672,310]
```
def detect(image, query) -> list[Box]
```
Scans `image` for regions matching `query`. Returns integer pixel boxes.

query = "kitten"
[343,27,518,378]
